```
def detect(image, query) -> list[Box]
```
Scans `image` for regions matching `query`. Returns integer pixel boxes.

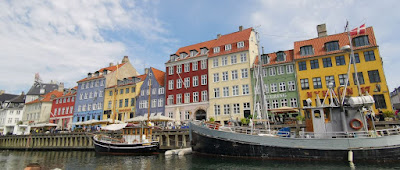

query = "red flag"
[350,24,366,36]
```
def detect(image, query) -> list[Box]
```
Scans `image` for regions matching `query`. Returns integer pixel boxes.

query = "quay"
[0,121,399,151]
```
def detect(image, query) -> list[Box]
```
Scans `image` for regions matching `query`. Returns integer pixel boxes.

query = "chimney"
[217,34,221,39]
[58,82,64,92]
[109,62,114,67]
[21,91,25,95]
[317,24,327,37]
[122,56,129,64]
[239,25,243,31]
[0,90,4,95]
[145,68,149,75]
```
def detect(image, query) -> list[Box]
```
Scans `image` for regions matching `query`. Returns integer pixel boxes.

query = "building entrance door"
[195,109,207,120]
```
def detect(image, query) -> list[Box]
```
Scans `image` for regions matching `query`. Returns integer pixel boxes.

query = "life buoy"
[349,119,363,130]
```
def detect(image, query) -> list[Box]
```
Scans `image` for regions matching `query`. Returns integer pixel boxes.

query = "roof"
[150,67,165,87]
[0,93,18,102]
[168,39,217,63]
[9,94,26,103]
[137,74,147,81]
[208,28,253,57]
[77,63,126,83]
[294,27,377,60]
[26,83,59,95]
[106,74,147,89]
[26,90,64,105]
[254,50,294,66]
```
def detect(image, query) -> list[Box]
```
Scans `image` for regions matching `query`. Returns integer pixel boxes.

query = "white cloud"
[0,0,170,93]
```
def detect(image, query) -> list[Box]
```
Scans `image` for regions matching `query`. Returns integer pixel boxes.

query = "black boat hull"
[93,137,159,155]
[191,129,400,161]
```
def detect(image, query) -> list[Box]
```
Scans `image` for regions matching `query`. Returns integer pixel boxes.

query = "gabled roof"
[150,67,165,87]
[77,63,126,83]
[168,39,217,63]
[137,74,147,81]
[208,28,253,58]
[254,50,294,66]
[294,27,377,60]
[26,90,63,105]
[26,83,59,95]
[0,93,18,102]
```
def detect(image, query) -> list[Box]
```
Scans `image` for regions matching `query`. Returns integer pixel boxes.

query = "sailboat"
[189,24,400,161]
[93,68,159,155]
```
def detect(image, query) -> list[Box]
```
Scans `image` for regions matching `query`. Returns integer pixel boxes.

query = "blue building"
[136,67,165,117]
[73,56,139,129]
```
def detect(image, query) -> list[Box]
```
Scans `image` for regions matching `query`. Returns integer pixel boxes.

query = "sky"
[0,0,399,94]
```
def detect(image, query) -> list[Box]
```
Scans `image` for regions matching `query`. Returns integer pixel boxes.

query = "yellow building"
[294,25,391,113]
[207,27,259,124]
[103,75,146,122]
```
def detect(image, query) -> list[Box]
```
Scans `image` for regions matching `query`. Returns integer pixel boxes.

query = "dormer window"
[261,55,270,65]
[237,41,244,48]
[225,44,232,51]
[190,50,197,57]
[353,35,369,47]
[103,70,108,75]
[87,73,92,78]
[213,47,220,53]
[200,48,208,55]
[300,45,314,56]
[276,52,286,62]
[94,71,99,77]
[325,41,339,52]
[179,52,188,59]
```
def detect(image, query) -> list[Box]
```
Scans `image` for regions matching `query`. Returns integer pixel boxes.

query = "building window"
[201,60,207,69]
[108,101,112,109]
[270,83,277,93]
[241,69,248,78]
[240,53,247,62]
[177,94,182,104]
[322,58,332,68]
[214,88,220,98]
[231,70,238,80]
[202,91,207,102]
[224,104,230,115]
[231,55,237,64]
[352,72,365,85]
[193,92,199,102]
[279,82,286,92]
[190,50,197,57]
[184,63,190,72]
[288,81,295,91]
[131,98,135,106]
[237,41,244,48]
[353,35,369,47]
[213,58,219,67]
[325,41,339,52]
[159,87,164,94]
[201,75,207,85]
[276,52,286,62]
[221,71,228,81]
[300,79,309,90]
[214,47,220,53]
[177,65,182,73]
[300,45,314,56]
[185,111,190,120]
[351,53,361,64]
[272,100,279,109]
[201,48,207,55]
[158,99,163,107]
[215,105,220,115]
[290,98,298,107]
[373,94,387,109]
[177,79,182,89]
[243,102,250,110]
[313,77,322,89]
[325,75,336,87]
[286,65,294,73]
[232,85,239,96]
[364,51,376,62]
[125,88,129,94]
[168,80,174,90]
[213,73,219,82]
[368,70,381,83]
[310,59,319,69]
[242,84,249,95]
[169,66,174,75]
[193,76,198,87]
[335,56,346,66]
[184,77,190,88]
[119,100,123,108]
[223,87,229,97]
[152,88,157,95]
[277,66,285,75]
[281,99,288,107]
[338,74,349,85]
[233,104,240,114]
[168,112,173,119]
[168,95,174,105]
[298,61,307,71]
[269,67,276,76]
[262,68,268,77]
[222,56,228,66]
[192,62,198,71]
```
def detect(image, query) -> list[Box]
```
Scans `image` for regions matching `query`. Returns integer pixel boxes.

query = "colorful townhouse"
[73,56,139,128]
[252,50,300,118]
[49,87,77,130]
[294,24,391,113]
[208,27,259,124]
[103,74,146,122]
[165,40,214,122]
[136,67,165,117]
[0,92,26,135]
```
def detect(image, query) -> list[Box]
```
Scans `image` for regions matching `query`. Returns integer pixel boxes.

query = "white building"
[0,92,26,135]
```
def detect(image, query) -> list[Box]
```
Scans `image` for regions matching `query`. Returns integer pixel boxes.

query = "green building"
[252,50,300,121]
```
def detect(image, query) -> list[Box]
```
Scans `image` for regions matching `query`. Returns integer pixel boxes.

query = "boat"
[189,24,400,162]
[93,123,159,155]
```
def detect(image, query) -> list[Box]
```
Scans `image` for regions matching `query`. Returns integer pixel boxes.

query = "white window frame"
[193,76,198,87]
[286,65,294,74]
[201,91,207,102]
[184,93,190,103]
[214,88,220,98]
[177,65,182,73]
[242,84,249,95]
[225,44,232,51]
[270,83,277,93]
[184,77,190,88]
[269,67,276,76]
[222,71,228,81]
[213,58,219,67]
[177,94,182,104]
[193,92,199,102]
[241,68,248,78]
[231,70,238,80]
[223,87,229,97]
[201,75,207,85]
[288,81,295,91]
[222,56,228,66]
[240,53,247,62]
[201,60,207,69]
[213,73,219,82]
[192,62,198,71]
[169,66,174,75]
[232,85,239,96]
[278,66,285,75]
[279,82,286,92]
[237,41,244,48]
[214,47,220,53]
[168,80,174,90]
[177,79,182,89]
[184,63,190,72]
[231,55,237,64]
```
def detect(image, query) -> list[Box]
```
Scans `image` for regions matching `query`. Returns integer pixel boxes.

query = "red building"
[49,87,77,130]
[165,40,216,121]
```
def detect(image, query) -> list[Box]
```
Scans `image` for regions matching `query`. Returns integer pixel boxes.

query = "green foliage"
[296,115,305,121]
[383,110,395,118]
[17,121,23,125]
[240,118,249,125]
[209,117,215,122]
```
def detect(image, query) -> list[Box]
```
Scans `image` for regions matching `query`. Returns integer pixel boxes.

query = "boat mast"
[146,69,152,138]
[112,64,119,124]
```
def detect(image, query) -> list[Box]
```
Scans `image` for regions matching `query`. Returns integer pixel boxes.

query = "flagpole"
[346,21,362,96]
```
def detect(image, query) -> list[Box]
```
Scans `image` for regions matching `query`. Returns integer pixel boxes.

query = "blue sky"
[0,0,399,94]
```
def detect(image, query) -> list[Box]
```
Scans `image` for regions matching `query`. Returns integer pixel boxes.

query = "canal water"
[0,150,398,170]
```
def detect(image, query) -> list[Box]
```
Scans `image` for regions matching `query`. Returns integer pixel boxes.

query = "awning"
[101,123,128,131]
[269,107,299,114]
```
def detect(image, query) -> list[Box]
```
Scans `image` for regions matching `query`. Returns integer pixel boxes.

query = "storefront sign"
[306,86,371,98]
